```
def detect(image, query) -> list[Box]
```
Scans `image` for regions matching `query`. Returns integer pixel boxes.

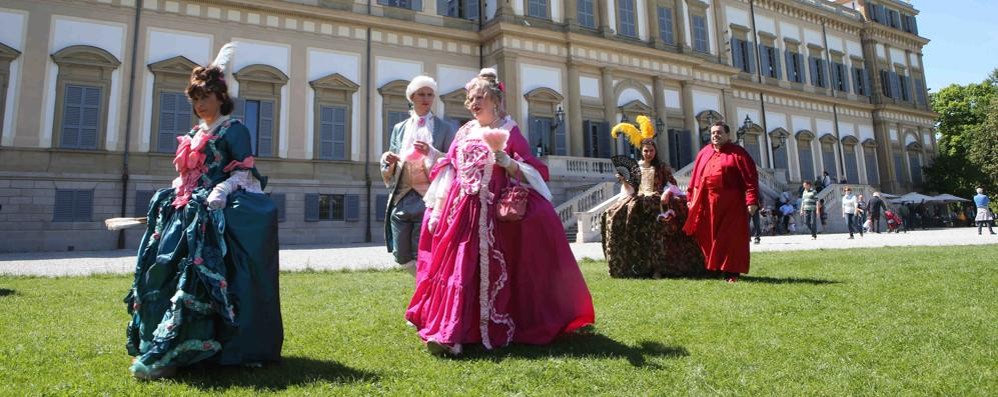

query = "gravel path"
[1,227,994,277]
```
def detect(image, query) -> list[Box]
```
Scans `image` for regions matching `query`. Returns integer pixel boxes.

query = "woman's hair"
[640,138,662,167]
[186,66,235,117]
[464,68,505,114]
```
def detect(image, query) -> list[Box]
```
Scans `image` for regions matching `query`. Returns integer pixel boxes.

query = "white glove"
[494,151,513,167]
[427,215,440,233]
[207,173,242,210]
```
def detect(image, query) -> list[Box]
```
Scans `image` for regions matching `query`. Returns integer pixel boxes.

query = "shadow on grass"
[175,356,377,390]
[739,275,839,285]
[0,288,14,297]
[453,334,688,368]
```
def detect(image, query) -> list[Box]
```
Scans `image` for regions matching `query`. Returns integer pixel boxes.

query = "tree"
[923,68,998,197]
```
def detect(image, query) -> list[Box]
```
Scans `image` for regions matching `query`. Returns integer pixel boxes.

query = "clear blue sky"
[917,0,998,91]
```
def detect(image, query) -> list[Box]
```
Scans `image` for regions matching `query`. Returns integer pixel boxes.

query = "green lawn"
[0,245,995,396]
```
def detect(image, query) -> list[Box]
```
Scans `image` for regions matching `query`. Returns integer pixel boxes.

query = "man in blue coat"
[380,75,456,274]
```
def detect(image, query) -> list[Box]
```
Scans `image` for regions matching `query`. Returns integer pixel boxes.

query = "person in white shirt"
[380,75,456,275]
[841,187,860,239]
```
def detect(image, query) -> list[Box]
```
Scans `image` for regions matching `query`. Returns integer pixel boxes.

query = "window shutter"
[784,50,793,82]
[679,129,693,168]
[821,145,836,181]
[134,190,155,217]
[74,190,93,222]
[412,0,422,11]
[159,92,179,153]
[554,121,567,155]
[319,106,334,160]
[746,41,756,74]
[333,107,347,160]
[62,85,83,149]
[798,143,814,181]
[865,150,879,184]
[864,69,872,97]
[582,120,593,157]
[270,193,286,222]
[344,194,360,222]
[80,87,100,150]
[232,98,246,121]
[597,121,612,158]
[732,38,744,70]
[258,100,274,157]
[844,150,859,183]
[304,193,319,222]
[910,17,918,35]
[53,189,75,222]
[375,194,388,222]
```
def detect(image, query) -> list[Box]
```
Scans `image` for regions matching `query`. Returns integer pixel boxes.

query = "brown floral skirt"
[601,194,706,278]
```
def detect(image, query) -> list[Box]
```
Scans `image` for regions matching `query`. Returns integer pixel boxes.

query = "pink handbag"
[497,172,529,222]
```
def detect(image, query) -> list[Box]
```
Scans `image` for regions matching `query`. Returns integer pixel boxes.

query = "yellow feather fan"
[610,114,656,149]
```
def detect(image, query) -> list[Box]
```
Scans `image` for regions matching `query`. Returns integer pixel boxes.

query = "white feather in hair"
[211,42,238,98]
[478,67,498,78]
[104,217,148,231]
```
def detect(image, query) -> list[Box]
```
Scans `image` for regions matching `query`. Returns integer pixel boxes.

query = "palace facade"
[0,0,935,251]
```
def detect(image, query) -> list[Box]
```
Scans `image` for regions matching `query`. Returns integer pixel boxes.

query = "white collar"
[198,115,231,133]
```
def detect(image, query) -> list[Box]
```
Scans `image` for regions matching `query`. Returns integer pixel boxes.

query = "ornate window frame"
[51,45,121,150]
[310,73,359,161]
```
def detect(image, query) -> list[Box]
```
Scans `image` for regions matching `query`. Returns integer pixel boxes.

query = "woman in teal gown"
[124,59,282,379]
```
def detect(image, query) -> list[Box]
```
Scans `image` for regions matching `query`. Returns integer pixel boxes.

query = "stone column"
[647,0,661,48]
[680,79,696,154]
[601,66,617,154]
[653,75,668,162]
[497,51,520,122]
[597,0,612,38]
[673,0,689,53]
[564,0,578,29]
[568,61,584,156]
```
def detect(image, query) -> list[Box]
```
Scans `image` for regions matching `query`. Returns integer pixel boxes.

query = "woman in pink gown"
[405,69,595,355]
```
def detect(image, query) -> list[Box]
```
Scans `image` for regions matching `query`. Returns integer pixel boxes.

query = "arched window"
[818,133,838,182]
[795,130,816,182]
[51,45,121,150]
[841,136,860,183]
[769,127,790,171]
[906,141,923,186]
[862,139,879,185]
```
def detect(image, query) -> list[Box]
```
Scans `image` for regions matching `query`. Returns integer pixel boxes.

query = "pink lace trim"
[170,129,217,208]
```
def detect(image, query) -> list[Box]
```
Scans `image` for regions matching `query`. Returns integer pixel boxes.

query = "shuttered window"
[234,99,275,157]
[134,190,155,217]
[821,142,836,182]
[375,194,388,222]
[378,0,421,10]
[582,120,612,159]
[438,0,478,19]
[269,193,286,222]
[831,62,849,92]
[785,50,805,83]
[305,193,358,221]
[60,85,101,150]
[809,56,827,88]
[319,105,348,160]
[732,38,754,73]
[909,154,922,185]
[157,91,193,153]
[53,189,93,222]
[530,116,552,156]
[893,153,907,183]
[760,45,781,79]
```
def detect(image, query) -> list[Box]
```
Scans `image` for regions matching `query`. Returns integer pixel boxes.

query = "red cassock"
[682,143,759,274]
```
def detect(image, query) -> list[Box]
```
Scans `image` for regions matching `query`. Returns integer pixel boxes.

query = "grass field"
[0,245,995,396]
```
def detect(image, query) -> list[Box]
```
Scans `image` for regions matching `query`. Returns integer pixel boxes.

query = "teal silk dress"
[125,118,283,376]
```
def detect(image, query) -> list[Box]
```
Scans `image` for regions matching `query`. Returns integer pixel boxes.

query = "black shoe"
[754,237,760,244]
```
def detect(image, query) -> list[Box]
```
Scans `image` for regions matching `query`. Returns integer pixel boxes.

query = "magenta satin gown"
[405,120,595,349]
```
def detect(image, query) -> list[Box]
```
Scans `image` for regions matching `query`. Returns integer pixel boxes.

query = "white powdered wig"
[406,75,438,103]
[478,68,498,78]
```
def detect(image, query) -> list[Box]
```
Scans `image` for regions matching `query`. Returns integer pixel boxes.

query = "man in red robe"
[682,121,759,282]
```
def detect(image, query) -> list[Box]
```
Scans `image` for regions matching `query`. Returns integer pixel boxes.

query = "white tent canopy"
[890,192,937,203]
[931,194,970,203]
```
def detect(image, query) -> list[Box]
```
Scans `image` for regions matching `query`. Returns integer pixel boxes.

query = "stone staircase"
[560,162,790,243]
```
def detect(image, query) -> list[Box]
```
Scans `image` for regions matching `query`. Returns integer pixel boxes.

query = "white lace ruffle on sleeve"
[423,164,454,208]
[515,161,553,202]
